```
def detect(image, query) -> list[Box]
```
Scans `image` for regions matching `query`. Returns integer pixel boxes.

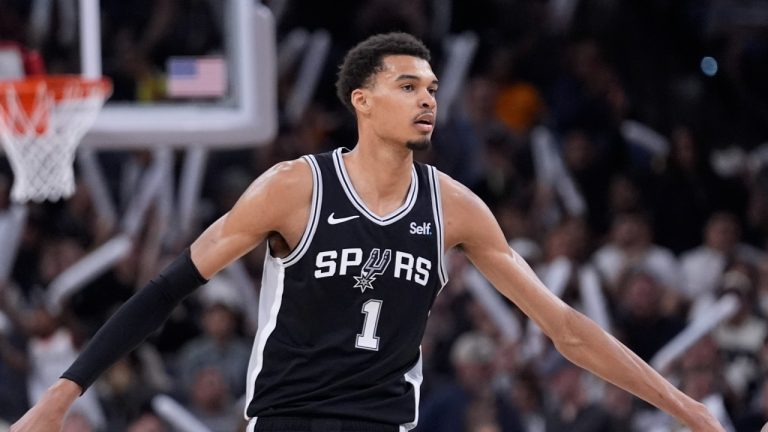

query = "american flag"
[166,56,227,98]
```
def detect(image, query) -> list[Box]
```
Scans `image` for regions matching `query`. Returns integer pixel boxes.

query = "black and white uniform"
[245,148,448,431]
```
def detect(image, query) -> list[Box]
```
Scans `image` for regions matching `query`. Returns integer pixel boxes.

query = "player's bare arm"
[11,158,313,432]
[191,157,313,278]
[438,172,725,432]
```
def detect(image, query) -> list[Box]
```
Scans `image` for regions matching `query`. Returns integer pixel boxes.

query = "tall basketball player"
[12,33,724,432]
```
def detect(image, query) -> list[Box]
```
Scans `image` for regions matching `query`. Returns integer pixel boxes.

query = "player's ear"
[351,88,370,114]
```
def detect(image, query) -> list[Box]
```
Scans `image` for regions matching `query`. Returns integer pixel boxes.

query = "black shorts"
[253,416,398,432]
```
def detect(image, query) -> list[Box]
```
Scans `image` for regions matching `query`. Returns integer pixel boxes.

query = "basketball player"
[12,33,724,432]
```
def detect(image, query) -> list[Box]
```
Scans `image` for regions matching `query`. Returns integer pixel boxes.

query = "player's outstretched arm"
[438,173,725,432]
[11,159,313,432]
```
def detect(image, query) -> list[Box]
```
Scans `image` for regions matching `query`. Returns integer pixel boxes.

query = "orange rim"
[0,75,112,135]
[0,75,112,101]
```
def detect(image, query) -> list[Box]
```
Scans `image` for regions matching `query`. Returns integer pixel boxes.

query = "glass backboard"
[84,0,276,148]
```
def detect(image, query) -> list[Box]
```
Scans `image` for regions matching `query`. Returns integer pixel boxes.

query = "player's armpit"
[191,158,313,279]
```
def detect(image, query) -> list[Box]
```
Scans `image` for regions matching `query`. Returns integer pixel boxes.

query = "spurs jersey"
[245,148,448,430]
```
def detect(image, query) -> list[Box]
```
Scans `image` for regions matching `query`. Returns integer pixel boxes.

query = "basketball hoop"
[0,75,111,203]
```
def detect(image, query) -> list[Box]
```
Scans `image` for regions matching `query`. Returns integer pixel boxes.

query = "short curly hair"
[336,32,431,114]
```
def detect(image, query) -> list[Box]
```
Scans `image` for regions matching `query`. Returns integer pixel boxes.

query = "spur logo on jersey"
[353,248,391,292]
[314,248,432,287]
[409,222,432,235]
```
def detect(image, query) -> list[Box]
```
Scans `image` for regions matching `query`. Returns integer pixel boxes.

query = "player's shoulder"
[236,157,313,211]
[433,168,495,249]
[270,157,313,182]
[433,169,478,207]
[259,157,313,192]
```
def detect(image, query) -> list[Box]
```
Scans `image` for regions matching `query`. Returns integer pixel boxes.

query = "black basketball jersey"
[245,148,448,431]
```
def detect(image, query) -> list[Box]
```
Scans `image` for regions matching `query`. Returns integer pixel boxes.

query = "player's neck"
[342,140,414,217]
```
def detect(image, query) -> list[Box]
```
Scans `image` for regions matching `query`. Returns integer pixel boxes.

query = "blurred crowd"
[1,0,768,431]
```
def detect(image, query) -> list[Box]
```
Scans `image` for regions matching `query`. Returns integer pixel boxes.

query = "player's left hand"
[683,403,726,432]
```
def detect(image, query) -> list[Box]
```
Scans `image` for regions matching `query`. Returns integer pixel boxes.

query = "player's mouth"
[413,112,435,133]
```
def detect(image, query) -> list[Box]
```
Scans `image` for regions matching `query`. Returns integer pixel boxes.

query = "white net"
[0,78,109,203]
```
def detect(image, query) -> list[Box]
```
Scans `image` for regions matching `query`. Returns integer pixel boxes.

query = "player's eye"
[428,87,438,95]
[402,84,414,92]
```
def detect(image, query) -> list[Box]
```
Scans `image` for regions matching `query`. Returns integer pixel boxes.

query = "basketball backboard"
[0,44,24,79]
[73,0,277,149]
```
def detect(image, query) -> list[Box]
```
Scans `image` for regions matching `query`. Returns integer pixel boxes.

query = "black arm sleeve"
[61,249,208,393]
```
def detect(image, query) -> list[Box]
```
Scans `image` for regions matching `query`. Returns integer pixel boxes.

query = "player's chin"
[406,138,431,152]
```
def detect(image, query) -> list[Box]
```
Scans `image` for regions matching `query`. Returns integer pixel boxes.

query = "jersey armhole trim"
[281,155,322,267]
[399,349,423,431]
[427,166,449,286]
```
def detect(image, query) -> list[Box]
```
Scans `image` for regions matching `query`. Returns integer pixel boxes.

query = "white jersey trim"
[399,349,424,431]
[244,251,286,421]
[333,148,418,226]
[282,155,322,267]
[427,166,449,286]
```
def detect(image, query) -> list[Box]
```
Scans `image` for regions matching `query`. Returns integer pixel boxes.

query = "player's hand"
[682,402,726,432]
[10,404,64,432]
[10,379,80,432]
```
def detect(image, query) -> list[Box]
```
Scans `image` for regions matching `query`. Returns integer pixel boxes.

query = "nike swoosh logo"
[327,213,360,225]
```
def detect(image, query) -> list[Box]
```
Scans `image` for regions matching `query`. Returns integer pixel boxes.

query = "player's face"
[362,55,438,150]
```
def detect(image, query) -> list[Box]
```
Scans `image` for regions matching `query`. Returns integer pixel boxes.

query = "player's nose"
[419,91,435,109]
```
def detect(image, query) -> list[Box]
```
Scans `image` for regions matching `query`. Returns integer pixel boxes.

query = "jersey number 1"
[356,299,382,351]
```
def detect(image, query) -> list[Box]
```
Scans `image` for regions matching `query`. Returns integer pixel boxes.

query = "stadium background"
[0,0,767,431]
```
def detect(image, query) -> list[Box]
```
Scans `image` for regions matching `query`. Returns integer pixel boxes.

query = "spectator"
[677,338,735,431]
[735,377,768,432]
[560,129,622,235]
[680,212,765,302]
[653,127,746,253]
[60,410,95,432]
[125,407,170,432]
[712,265,767,407]
[496,202,542,266]
[540,350,613,432]
[96,351,168,431]
[535,218,612,334]
[0,322,28,423]
[185,366,245,432]
[614,269,684,362]
[758,257,768,318]
[507,368,545,432]
[176,275,250,398]
[416,332,524,432]
[606,174,644,220]
[25,307,106,430]
[0,282,29,424]
[592,211,681,297]
[421,252,475,391]
[599,384,635,431]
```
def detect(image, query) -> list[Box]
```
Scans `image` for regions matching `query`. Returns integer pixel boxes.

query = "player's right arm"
[191,158,313,278]
[11,159,313,432]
